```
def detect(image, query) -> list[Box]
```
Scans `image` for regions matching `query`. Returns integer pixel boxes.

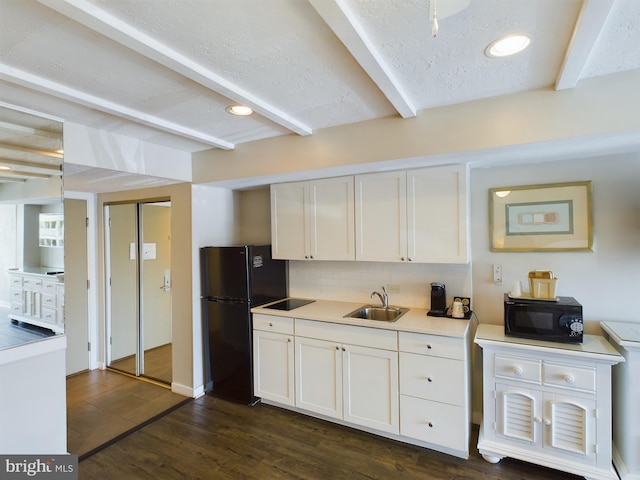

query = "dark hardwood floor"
[79,395,583,480]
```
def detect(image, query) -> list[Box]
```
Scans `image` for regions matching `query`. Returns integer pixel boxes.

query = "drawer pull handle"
[426,344,432,350]
[534,416,542,423]
[564,374,575,384]
[287,338,291,343]
[269,323,273,327]
[427,377,433,383]
[428,422,434,428]
[544,419,551,426]
[512,366,523,376]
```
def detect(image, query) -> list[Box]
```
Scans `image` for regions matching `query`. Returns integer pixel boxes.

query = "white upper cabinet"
[407,165,469,263]
[271,176,355,261]
[354,171,407,262]
[271,181,308,260]
[356,165,469,263]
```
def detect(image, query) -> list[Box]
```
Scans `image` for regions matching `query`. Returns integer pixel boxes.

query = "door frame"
[104,197,172,382]
[64,191,99,371]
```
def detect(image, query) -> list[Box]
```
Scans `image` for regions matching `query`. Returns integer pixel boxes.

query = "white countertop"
[7,267,64,280]
[0,334,66,365]
[252,298,470,338]
[601,321,640,350]
[475,324,624,363]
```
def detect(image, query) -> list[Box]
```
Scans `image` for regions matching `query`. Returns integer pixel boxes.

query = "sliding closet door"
[106,204,139,376]
[140,203,172,384]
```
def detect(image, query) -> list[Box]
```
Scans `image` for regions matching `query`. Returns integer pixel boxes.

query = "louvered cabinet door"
[495,384,541,445]
[543,393,597,463]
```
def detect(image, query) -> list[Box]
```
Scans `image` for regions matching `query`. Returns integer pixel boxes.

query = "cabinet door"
[407,165,469,263]
[295,337,342,419]
[253,331,295,406]
[543,393,596,463]
[355,171,407,262]
[309,176,355,261]
[495,383,542,445]
[271,182,310,260]
[343,344,399,434]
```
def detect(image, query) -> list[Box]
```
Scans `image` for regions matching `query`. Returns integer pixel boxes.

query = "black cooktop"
[263,298,315,311]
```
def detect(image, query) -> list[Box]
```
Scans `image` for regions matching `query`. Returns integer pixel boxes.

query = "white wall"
[190,184,239,396]
[0,204,17,307]
[470,151,640,332]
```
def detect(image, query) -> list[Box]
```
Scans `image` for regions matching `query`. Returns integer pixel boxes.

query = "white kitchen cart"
[475,324,623,480]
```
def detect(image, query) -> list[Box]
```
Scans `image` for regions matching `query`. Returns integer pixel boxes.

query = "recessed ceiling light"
[485,34,531,58]
[226,105,253,116]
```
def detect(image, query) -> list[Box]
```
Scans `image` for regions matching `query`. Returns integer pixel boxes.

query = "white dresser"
[7,269,65,334]
[475,324,624,480]
[601,321,640,480]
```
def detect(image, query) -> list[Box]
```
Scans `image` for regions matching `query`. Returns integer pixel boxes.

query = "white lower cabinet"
[253,314,295,406]
[398,331,470,457]
[8,271,64,333]
[252,312,470,458]
[295,321,399,434]
[475,324,624,480]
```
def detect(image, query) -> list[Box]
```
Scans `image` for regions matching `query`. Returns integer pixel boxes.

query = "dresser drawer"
[9,275,23,287]
[10,288,23,303]
[495,354,541,384]
[42,292,58,309]
[400,395,466,451]
[399,331,464,360]
[400,352,464,406]
[42,280,60,292]
[22,277,43,289]
[253,314,294,334]
[10,302,24,314]
[543,362,595,392]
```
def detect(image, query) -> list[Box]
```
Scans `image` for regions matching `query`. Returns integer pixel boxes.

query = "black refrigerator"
[200,245,288,405]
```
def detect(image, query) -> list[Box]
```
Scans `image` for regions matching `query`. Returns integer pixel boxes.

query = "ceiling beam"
[0,169,53,179]
[36,0,312,137]
[0,176,26,183]
[555,0,616,90]
[0,120,62,139]
[309,0,416,118]
[0,141,62,159]
[0,63,234,150]
[0,157,62,172]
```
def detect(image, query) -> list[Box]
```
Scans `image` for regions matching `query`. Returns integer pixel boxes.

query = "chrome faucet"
[371,286,389,308]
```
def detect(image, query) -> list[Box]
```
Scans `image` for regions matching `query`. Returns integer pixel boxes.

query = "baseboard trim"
[171,382,202,398]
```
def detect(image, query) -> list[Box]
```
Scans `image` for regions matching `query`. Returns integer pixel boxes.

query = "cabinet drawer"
[41,308,57,325]
[253,314,294,334]
[495,355,541,384]
[42,280,59,292]
[296,318,397,350]
[22,277,43,288]
[10,302,23,314]
[400,395,466,451]
[9,276,22,287]
[399,331,463,360]
[42,293,58,309]
[10,288,23,302]
[400,352,464,406]
[543,362,595,393]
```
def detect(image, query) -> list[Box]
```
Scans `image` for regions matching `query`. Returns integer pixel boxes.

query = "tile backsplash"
[289,260,472,309]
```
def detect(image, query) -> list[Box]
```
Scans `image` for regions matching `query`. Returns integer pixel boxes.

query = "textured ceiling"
[0,0,638,190]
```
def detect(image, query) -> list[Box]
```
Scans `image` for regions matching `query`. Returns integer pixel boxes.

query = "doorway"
[105,201,172,385]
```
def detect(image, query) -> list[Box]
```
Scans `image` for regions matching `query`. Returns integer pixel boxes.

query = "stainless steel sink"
[344,305,409,322]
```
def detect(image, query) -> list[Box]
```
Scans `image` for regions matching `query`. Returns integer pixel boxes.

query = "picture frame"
[489,181,593,252]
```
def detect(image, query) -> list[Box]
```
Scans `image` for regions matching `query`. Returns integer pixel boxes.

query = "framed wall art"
[489,181,593,252]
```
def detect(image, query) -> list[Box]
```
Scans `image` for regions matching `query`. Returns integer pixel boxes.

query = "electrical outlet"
[493,264,503,284]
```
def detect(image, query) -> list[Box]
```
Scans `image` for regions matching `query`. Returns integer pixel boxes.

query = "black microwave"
[504,294,583,343]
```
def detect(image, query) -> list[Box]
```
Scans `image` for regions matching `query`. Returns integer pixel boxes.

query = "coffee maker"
[427,282,447,317]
